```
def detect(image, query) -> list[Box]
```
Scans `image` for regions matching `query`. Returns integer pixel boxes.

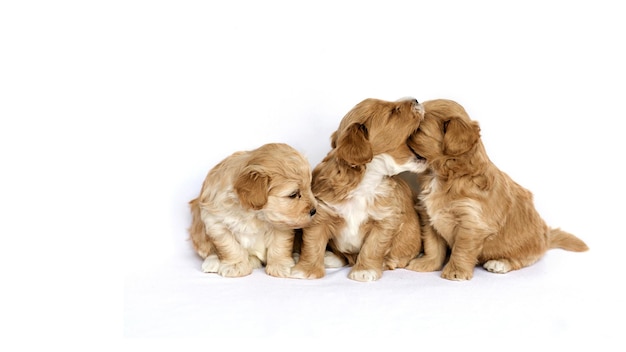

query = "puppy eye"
[288,191,301,199]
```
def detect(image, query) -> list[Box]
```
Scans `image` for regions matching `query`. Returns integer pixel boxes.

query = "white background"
[1,0,624,350]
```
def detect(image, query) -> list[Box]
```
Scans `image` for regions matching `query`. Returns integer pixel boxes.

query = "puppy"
[290,97,428,282]
[188,143,317,278]
[406,99,589,280]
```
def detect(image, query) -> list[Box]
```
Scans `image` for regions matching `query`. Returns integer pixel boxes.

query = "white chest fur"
[329,154,409,253]
[202,187,273,263]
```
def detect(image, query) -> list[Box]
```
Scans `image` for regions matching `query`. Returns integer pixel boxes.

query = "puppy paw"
[384,255,414,270]
[218,261,254,278]
[265,264,293,278]
[483,260,512,274]
[289,263,325,279]
[323,251,346,268]
[201,254,220,273]
[406,256,443,272]
[348,268,381,282]
[248,255,263,269]
[265,257,295,278]
[441,265,473,281]
[384,259,398,270]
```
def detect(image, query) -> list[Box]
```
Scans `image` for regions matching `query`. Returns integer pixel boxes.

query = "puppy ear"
[442,117,481,156]
[330,130,338,149]
[234,167,269,210]
[335,123,373,166]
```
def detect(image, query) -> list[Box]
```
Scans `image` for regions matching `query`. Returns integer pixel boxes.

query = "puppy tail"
[548,227,589,252]
[188,198,214,259]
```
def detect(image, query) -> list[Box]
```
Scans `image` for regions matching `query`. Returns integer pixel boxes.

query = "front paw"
[441,263,473,281]
[265,258,295,278]
[265,264,292,278]
[218,261,254,278]
[289,263,325,279]
[348,268,382,282]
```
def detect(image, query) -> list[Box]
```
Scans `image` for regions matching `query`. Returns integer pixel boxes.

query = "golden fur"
[290,97,428,282]
[406,99,588,280]
[188,143,317,278]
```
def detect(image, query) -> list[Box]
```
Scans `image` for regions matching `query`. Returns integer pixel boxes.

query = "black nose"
[414,98,419,105]
[309,208,316,216]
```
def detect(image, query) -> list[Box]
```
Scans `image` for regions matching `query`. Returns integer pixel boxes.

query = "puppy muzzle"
[414,102,425,116]
[396,96,425,116]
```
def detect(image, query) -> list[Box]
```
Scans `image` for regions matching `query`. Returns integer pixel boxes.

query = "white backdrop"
[1,1,624,350]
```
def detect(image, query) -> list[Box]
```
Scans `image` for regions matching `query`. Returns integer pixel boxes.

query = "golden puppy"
[188,143,317,278]
[290,97,428,282]
[406,99,588,280]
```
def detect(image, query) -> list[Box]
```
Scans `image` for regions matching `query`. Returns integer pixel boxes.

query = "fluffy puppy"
[406,99,588,280]
[188,143,317,278]
[290,97,428,282]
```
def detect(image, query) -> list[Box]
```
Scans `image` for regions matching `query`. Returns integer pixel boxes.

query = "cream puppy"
[188,143,317,278]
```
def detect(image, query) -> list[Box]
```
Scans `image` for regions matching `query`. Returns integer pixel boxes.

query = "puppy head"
[407,99,481,173]
[331,97,427,173]
[234,143,317,229]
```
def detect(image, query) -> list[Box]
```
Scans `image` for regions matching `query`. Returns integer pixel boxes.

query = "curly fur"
[188,143,317,278]
[290,97,428,282]
[406,99,588,280]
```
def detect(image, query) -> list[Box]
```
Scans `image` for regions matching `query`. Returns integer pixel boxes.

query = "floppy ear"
[330,130,338,149]
[234,167,269,210]
[442,117,481,156]
[335,123,373,166]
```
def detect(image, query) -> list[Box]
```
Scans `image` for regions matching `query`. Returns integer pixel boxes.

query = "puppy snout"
[309,207,317,217]
[400,97,423,115]
[414,102,425,116]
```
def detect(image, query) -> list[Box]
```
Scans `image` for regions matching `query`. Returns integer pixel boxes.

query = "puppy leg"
[290,225,329,279]
[265,230,296,278]
[349,229,393,282]
[208,225,255,278]
[441,230,486,281]
[385,220,422,270]
[384,185,423,269]
[406,224,448,272]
